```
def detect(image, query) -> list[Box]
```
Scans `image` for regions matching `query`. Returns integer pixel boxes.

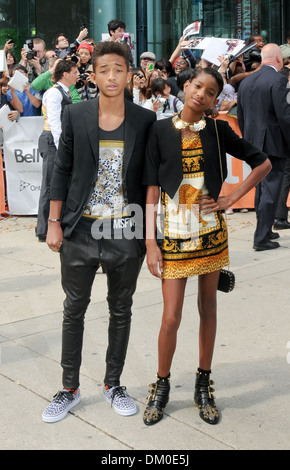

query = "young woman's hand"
[197,194,232,214]
[146,242,163,278]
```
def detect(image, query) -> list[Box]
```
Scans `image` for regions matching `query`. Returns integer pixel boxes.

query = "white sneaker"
[42,388,81,423]
[103,385,137,416]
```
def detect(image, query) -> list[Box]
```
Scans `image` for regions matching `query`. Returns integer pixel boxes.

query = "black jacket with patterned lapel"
[143,116,268,201]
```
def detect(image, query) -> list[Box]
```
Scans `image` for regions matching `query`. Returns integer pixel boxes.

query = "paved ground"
[0,211,290,451]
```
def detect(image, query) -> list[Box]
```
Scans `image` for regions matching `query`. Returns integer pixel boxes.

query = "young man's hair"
[92,41,130,71]
[189,67,224,97]
[53,59,77,82]
[107,19,126,35]
[9,63,28,77]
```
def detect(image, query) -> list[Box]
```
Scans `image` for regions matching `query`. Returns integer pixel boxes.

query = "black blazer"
[143,116,268,201]
[237,65,290,158]
[50,97,156,237]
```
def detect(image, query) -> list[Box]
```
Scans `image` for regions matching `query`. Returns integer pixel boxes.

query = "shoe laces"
[109,386,128,404]
[53,389,75,404]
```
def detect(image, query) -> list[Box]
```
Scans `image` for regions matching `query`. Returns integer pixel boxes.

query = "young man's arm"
[46,201,64,252]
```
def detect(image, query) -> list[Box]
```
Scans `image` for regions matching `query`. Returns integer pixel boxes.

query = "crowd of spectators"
[1,21,290,223]
[1,23,290,123]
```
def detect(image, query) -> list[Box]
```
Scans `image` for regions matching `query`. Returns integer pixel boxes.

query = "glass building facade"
[0,0,289,64]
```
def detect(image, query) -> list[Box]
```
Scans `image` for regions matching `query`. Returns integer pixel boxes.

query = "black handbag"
[218,268,235,292]
[214,119,235,293]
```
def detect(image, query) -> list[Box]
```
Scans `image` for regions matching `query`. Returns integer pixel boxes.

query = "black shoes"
[273,219,290,230]
[253,240,280,251]
[143,374,170,425]
[270,231,279,240]
[144,369,219,426]
[253,219,290,250]
[194,369,219,425]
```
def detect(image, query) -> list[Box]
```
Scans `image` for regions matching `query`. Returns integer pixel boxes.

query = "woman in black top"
[143,67,271,426]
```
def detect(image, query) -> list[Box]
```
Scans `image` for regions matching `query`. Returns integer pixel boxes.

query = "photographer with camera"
[75,42,98,101]
[243,34,264,71]
[130,67,147,105]
[53,26,88,59]
[143,77,183,120]
[31,56,82,103]
[19,38,49,83]
[107,19,133,66]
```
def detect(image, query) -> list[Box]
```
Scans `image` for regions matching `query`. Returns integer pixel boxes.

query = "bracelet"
[48,218,61,222]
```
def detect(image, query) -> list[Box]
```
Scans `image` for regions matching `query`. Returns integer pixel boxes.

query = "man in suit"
[36,60,79,241]
[238,43,290,251]
[42,41,155,423]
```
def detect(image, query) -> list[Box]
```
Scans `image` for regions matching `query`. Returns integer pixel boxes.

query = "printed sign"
[3,117,44,215]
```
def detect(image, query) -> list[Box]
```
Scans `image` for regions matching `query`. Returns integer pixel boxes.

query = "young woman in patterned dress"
[142,67,271,426]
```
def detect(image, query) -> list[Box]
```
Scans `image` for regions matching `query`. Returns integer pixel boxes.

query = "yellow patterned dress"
[160,133,229,279]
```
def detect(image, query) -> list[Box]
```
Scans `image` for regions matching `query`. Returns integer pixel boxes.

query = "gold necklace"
[172,114,206,132]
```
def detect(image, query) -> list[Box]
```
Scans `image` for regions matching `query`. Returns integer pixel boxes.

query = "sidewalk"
[0,211,290,451]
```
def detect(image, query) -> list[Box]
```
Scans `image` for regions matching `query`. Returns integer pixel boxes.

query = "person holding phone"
[140,52,156,73]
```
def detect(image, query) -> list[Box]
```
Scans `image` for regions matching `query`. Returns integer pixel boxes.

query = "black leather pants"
[59,230,145,389]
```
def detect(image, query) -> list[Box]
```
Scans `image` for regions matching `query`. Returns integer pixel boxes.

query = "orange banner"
[216,113,290,209]
[215,113,255,209]
[0,148,5,214]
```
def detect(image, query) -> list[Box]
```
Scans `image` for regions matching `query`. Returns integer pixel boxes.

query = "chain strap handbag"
[214,119,235,293]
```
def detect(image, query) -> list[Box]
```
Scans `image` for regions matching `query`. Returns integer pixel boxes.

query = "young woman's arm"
[199,158,271,213]
[145,185,163,278]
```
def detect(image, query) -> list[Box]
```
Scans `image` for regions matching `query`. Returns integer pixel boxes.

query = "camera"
[25,39,37,60]
[227,42,259,65]
[80,23,87,31]
[155,95,167,105]
[67,44,79,63]
[79,73,89,81]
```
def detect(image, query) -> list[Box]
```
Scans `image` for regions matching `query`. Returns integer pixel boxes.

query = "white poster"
[0,50,7,72]
[3,117,44,215]
[201,37,229,66]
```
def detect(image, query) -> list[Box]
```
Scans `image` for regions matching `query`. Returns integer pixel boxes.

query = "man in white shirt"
[36,60,79,241]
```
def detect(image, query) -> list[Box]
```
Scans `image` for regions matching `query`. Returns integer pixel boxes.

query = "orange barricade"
[0,147,5,214]
[215,113,255,209]
[216,113,290,209]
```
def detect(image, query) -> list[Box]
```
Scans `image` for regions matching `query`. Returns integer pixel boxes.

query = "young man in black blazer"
[42,41,155,422]
[238,43,290,250]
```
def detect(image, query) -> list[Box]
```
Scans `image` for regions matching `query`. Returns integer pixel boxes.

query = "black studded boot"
[143,373,170,425]
[194,368,219,424]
